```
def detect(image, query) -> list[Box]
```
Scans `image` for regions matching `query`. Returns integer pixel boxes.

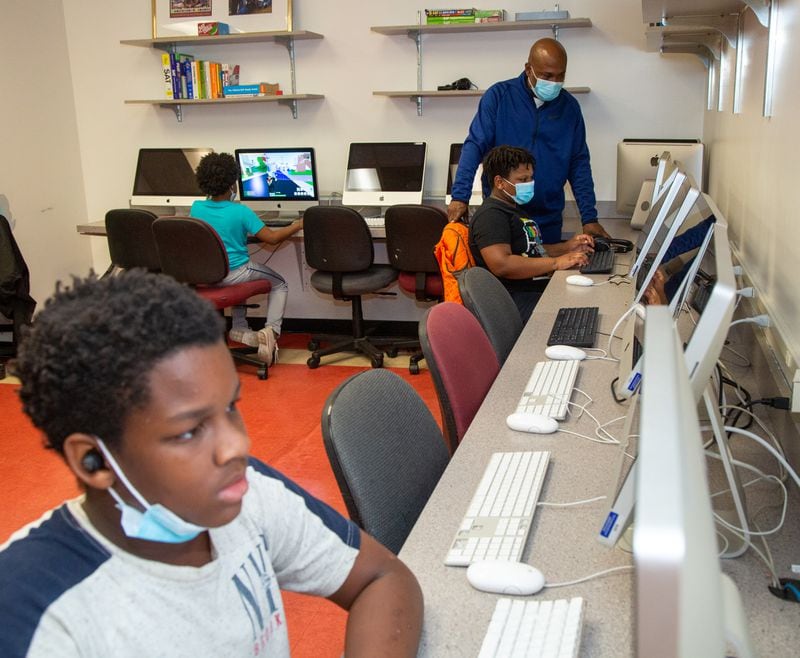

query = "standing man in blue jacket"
[448,38,610,244]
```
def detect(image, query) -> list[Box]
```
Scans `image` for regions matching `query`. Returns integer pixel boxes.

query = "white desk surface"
[398,218,800,657]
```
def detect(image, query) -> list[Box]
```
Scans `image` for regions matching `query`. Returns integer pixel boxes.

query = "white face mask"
[95,438,208,543]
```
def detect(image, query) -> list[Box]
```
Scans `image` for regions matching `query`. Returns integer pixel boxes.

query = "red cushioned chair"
[419,302,500,453]
[384,204,447,374]
[152,216,271,380]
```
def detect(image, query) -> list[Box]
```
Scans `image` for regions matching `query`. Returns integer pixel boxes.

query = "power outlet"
[793,369,800,413]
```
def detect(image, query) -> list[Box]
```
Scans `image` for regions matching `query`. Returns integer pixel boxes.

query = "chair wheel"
[257,366,268,380]
[307,340,320,351]
[371,355,384,368]
[386,348,398,358]
[409,363,420,375]
[307,356,320,369]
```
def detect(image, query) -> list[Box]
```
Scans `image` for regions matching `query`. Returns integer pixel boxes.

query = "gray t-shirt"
[0,458,360,657]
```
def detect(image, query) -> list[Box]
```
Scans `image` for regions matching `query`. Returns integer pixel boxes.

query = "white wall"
[8,0,708,317]
[703,1,800,371]
[0,0,91,307]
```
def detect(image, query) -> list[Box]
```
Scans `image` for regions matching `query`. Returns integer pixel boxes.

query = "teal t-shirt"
[189,200,265,270]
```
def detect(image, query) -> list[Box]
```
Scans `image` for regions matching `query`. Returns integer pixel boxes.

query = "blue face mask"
[95,438,207,544]
[533,78,563,102]
[502,178,535,205]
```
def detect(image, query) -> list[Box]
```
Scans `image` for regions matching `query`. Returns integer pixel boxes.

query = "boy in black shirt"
[469,145,594,322]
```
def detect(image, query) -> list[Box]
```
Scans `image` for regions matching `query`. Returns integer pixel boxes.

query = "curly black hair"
[15,270,225,455]
[482,145,536,185]
[195,152,239,197]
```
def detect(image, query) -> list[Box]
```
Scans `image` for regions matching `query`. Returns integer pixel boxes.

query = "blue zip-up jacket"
[452,72,597,244]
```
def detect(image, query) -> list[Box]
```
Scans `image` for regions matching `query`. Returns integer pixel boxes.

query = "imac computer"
[445,143,483,207]
[616,138,704,216]
[342,142,427,208]
[234,147,319,214]
[634,306,754,657]
[630,172,701,305]
[130,147,213,207]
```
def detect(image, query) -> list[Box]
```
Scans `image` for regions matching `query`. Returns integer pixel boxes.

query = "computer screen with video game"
[235,147,319,214]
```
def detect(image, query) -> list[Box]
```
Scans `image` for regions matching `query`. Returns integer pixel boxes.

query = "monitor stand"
[630,180,655,229]
[703,386,752,558]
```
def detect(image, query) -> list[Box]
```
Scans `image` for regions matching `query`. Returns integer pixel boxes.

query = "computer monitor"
[616,139,704,215]
[130,147,213,207]
[634,306,753,657]
[342,142,427,207]
[445,143,483,207]
[234,147,320,214]
[681,223,737,402]
[631,173,701,305]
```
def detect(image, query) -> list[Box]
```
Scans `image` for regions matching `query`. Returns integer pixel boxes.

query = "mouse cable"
[544,565,633,589]
[537,495,607,508]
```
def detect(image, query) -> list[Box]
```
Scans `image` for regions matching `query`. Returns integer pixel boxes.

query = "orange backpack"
[433,220,475,304]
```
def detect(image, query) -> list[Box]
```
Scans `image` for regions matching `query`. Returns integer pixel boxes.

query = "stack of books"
[161,53,239,100]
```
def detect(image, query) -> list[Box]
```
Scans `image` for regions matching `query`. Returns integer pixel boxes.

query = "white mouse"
[466,560,546,595]
[506,412,559,434]
[566,274,594,287]
[545,345,587,361]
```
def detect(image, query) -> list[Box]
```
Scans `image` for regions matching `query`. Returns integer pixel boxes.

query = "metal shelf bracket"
[661,13,740,47]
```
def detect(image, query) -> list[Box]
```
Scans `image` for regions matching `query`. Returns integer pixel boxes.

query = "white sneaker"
[229,328,259,347]
[257,327,279,365]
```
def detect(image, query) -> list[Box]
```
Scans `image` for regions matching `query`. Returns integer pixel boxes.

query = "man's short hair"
[15,271,225,455]
[195,152,239,197]
[482,145,536,184]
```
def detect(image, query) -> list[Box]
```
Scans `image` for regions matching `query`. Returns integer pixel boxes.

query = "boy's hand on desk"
[554,252,589,271]
[564,234,594,254]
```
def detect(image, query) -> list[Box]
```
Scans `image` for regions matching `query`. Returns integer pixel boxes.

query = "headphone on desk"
[594,237,634,253]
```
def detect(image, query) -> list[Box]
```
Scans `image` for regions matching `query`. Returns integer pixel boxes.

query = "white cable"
[712,513,780,587]
[705,449,788,539]
[723,426,800,489]
[605,305,638,359]
[583,347,619,362]
[537,495,607,508]
[544,565,633,589]
[721,407,787,480]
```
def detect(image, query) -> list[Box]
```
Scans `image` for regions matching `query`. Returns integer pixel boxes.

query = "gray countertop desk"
[399,218,639,657]
[398,217,800,657]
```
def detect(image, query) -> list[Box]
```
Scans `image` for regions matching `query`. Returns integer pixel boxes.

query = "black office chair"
[0,214,36,380]
[303,206,399,369]
[384,204,447,374]
[458,266,523,366]
[322,368,450,553]
[104,209,161,275]
[152,217,271,380]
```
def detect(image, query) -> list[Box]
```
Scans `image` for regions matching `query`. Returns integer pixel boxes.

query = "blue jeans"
[223,259,288,336]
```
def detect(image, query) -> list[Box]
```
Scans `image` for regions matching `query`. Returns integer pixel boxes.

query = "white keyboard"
[444,451,550,567]
[363,216,385,228]
[516,360,580,420]
[478,597,584,658]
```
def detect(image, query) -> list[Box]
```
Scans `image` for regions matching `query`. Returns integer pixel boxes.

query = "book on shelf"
[161,53,173,99]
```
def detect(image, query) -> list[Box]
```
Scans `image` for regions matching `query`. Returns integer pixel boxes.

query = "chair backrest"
[385,204,447,274]
[458,267,523,365]
[419,302,500,453]
[322,369,450,553]
[303,206,374,272]
[152,217,228,285]
[104,209,161,272]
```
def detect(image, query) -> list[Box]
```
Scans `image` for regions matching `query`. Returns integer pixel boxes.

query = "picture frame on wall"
[153,0,293,37]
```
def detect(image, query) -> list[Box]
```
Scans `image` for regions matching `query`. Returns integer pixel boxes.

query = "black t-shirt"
[469,197,549,292]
